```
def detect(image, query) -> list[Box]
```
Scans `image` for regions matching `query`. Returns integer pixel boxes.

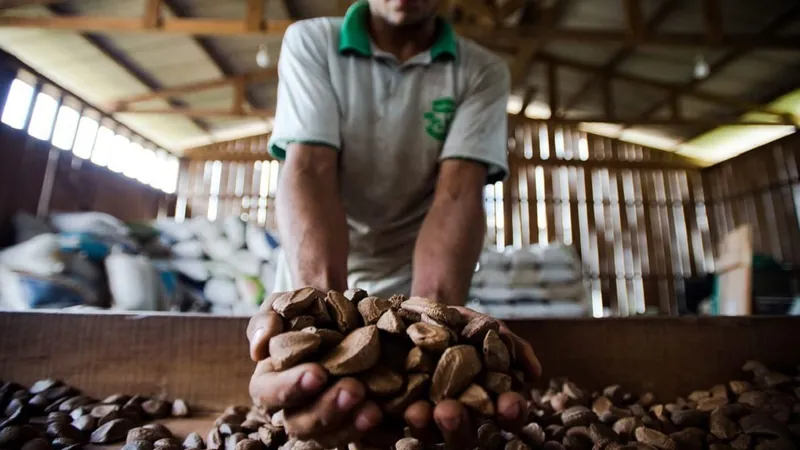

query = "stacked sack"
[468,243,590,318]
[154,216,280,315]
[0,211,280,315]
[0,212,161,311]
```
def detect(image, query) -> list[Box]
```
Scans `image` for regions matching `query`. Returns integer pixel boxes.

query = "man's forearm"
[411,184,485,306]
[276,152,348,292]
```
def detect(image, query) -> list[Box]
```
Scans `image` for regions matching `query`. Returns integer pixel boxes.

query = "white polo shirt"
[269,0,510,297]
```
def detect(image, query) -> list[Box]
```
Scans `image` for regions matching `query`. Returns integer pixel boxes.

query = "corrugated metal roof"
[0,0,796,162]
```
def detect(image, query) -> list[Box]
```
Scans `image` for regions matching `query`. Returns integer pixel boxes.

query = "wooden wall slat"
[173,123,800,317]
[702,134,800,275]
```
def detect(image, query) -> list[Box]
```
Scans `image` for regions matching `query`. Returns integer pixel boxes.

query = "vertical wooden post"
[143,0,162,29]
[623,0,644,41]
[233,79,246,115]
[37,93,65,218]
[246,0,265,31]
[702,0,723,45]
[669,91,681,121]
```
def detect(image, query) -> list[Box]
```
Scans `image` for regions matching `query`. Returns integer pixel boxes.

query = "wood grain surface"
[1,311,798,411]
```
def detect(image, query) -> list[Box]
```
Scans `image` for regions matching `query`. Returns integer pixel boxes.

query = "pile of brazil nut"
[0,378,191,450]
[253,288,800,450]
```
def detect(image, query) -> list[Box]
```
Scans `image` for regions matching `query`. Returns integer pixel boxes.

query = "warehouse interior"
[0,0,798,317]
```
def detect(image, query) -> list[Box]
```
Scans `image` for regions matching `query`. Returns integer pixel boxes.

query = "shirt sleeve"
[439,62,510,184]
[269,22,341,160]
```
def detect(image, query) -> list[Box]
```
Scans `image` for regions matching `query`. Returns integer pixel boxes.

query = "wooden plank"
[623,0,644,40]
[233,79,246,114]
[772,145,800,263]
[658,171,678,314]
[702,0,723,45]
[246,0,264,31]
[114,70,277,106]
[143,0,162,29]
[504,161,515,247]
[568,166,582,255]
[616,168,637,311]
[584,166,602,309]
[460,23,800,49]
[533,54,796,123]
[115,107,274,118]
[681,171,701,276]
[544,166,557,243]
[607,167,629,314]
[528,165,539,245]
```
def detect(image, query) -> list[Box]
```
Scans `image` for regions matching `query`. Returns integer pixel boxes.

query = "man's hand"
[247,297,383,448]
[403,306,542,447]
[248,299,541,448]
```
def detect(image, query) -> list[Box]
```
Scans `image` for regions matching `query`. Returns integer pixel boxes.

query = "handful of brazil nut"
[263,287,527,428]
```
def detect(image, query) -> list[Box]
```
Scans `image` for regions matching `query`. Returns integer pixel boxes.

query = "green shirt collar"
[338,1,457,61]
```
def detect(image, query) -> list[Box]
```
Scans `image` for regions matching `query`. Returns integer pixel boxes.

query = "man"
[248,0,541,447]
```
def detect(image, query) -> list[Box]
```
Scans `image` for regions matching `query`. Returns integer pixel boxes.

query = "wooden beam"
[702,0,723,45]
[112,69,277,106]
[508,114,796,128]
[246,0,264,31]
[669,91,681,121]
[233,79,246,114]
[185,150,274,161]
[45,3,211,135]
[623,0,643,40]
[0,15,293,36]
[143,0,162,29]
[547,60,559,118]
[0,0,65,9]
[508,154,703,170]
[161,0,262,112]
[540,53,797,123]
[3,13,799,49]
[115,107,274,118]
[457,26,800,50]
[562,0,679,111]
[509,2,566,87]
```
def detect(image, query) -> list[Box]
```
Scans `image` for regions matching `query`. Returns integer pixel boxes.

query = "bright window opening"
[123,142,144,179]
[1,79,34,130]
[72,116,99,159]
[136,148,157,185]
[28,92,58,141]
[108,134,130,173]
[163,155,179,194]
[91,126,115,167]
[51,105,80,150]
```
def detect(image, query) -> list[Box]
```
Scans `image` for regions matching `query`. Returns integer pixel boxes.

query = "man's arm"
[276,143,349,292]
[411,159,487,306]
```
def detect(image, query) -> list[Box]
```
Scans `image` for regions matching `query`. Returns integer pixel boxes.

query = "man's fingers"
[404,400,437,444]
[496,392,528,433]
[246,310,283,361]
[250,362,328,411]
[453,306,542,381]
[512,335,542,380]
[310,401,383,448]
[283,377,367,439]
[433,400,475,449]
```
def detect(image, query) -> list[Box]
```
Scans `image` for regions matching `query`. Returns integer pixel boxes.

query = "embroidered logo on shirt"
[423,97,455,141]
